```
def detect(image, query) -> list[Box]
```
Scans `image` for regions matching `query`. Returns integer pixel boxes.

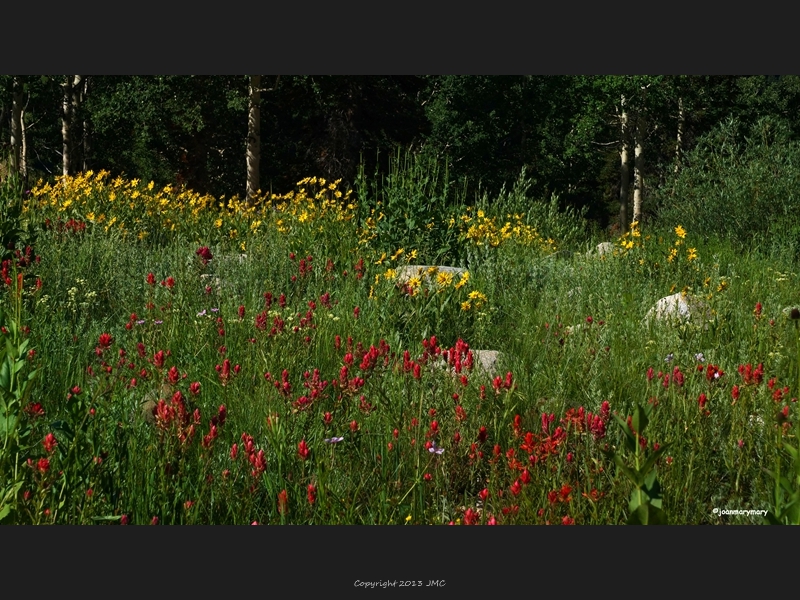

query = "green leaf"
[0,360,10,391]
[50,419,75,440]
[613,452,643,486]
[0,413,17,437]
[627,502,668,525]
[613,413,636,451]
[640,443,672,475]
[632,403,649,435]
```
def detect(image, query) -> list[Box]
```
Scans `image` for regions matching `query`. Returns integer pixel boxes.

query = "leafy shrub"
[354,148,467,265]
[655,116,800,257]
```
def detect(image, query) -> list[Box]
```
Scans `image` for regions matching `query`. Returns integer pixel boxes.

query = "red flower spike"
[298,439,310,461]
[277,490,289,515]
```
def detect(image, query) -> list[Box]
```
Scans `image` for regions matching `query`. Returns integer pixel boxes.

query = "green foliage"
[604,403,671,524]
[0,170,35,262]
[0,279,39,523]
[355,148,467,264]
[656,117,800,257]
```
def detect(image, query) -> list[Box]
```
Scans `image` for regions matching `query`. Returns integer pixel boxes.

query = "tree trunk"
[618,94,630,233]
[61,75,83,176]
[10,77,23,177]
[246,75,261,205]
[21,99,28,185]
[61,76,73,176]
[674,96,684,174]
[632,113,644,225]
[82,76,90,171]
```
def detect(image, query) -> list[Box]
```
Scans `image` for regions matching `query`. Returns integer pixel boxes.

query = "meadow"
[2,165,799,525]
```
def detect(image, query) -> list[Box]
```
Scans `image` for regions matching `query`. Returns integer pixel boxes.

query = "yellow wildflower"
[390,248,404,261]
[374,252,386,265]
[436,271,454,289]
[667,247,678,263]
[407,276,421,295]
[461,301,471,311]
[687,248,698,262]
[675,225,686,239]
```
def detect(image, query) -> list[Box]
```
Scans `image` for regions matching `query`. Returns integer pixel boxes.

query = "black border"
[5,4,796,74]
[0,524,791,594]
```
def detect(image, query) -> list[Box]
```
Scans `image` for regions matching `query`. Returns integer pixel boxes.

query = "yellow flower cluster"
[461,289,488,312]
[267,177,356,235]
[459,210,556,252]
[667,225,698,263]
[616,221,643,253]
[27,172,358,244]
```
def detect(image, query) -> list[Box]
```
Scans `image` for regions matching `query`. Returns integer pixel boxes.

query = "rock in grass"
[472,349,503,377]
[587,242,614,257]
[431,349,504,379]
[644,292,712,324]
[137,383,176,425]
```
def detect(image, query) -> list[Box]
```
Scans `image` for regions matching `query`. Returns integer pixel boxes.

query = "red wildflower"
[477,426,488,444]
[196,246,213,265]
[98,332,113,349]
[298,439,310,461]
[43,433,58,454]
[307,484,316,505]
[277,489,289,515]
[463,508,480,525]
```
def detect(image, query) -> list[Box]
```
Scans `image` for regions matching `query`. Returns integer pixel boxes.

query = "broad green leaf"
[632,404,649,435]
[641,444,672,477]
[613,453,643,486]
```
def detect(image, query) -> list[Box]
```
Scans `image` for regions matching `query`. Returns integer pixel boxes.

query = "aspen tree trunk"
[246,75,261,205]
[618,94,631,233]
[674,96,684,174]
[10,77,23,177]
[82,76,90,171]
[21,102,28,184]
[632,113,644,225]
[61,75,83,176]
[61,76,73,176]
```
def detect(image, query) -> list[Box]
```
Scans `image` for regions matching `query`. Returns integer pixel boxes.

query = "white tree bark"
[10,77,23,177]
[61,76,73,176]
[632,113,644,225]
[82,76,90,171]
[674,96,684,174]
[21,100,28,183]
[61,75,83,176]
[246,75,261,205]
[618,94,630,233]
